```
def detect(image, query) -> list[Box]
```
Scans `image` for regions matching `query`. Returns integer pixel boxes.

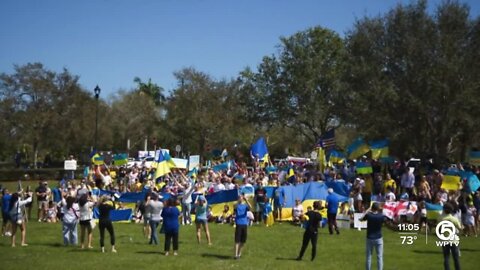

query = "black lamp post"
[94,85,101,150]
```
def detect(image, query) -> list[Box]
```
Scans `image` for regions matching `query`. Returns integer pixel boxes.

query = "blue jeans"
[149,220,160,245]
[366,238,383,270]
[63,221,78,245]
[182,202,192,224]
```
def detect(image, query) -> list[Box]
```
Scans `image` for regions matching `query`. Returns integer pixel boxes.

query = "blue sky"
[1,0,479,98]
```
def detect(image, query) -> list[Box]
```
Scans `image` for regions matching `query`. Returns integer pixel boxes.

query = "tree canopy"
[1,0,479,165]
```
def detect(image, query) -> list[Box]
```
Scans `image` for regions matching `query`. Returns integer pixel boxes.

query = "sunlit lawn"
[0,181,479,270]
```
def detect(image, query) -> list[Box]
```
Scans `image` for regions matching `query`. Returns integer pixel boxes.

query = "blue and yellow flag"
[329,150,345,164]
[91,153,104,166]
[113,153,128,166]
[356,161,373,174]
[154,150,176,179]
[370,139,389,160]
[469,151,480,166]
[425,202,443,220]
[251,137,269,163]
[347,137,370,159]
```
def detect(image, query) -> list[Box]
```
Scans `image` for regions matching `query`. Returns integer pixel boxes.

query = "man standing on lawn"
[234,194,251,259]
[361,202,385,270]
[326,188,340,235]
[296,200,322,261]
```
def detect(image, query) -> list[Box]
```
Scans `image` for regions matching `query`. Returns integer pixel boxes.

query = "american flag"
[315,129,336,149]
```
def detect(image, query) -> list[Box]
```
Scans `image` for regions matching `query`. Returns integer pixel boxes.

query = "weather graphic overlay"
[397,223,420,245]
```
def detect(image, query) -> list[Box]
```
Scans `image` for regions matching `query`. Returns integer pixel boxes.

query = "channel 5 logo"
[435,220,460,247]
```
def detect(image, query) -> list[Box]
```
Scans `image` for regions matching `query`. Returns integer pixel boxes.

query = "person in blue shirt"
[361,202,386,270]
[195,195,212,245]
[161,198,180,256]
[273,181,285,221]
[1,188,12,236]
[326,188,340,235]
[234,194,252,259]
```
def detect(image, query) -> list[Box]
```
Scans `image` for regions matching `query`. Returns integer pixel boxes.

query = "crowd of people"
[1,156,479,269]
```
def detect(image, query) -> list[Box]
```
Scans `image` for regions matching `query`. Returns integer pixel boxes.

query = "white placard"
[337,214,351,229]
[172,158,188,169]
[353,213,367,229]
[64,160,77,171]
[189,155,200,170]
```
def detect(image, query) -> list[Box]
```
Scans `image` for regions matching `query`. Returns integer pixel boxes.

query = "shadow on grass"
[412,250,441,255]
[37,243,64,248]
[201,253,232,260]
[275,257,299,261]
[458,248,479,252]
[136,251,164,255]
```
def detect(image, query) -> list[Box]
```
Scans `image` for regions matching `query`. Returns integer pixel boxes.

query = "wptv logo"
[435,220,460,247]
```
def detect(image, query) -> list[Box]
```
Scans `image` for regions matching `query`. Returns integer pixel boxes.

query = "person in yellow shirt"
[383,173,397,195]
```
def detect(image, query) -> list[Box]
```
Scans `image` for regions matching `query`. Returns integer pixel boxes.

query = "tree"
[343,0,480,160]
[0,63,101,166]
[166,68,253,158]
[133,77,166,106]
[109,89,162,154]
[239,26,347,147]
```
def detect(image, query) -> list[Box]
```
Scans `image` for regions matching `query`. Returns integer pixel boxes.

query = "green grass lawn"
[0,181,479,270]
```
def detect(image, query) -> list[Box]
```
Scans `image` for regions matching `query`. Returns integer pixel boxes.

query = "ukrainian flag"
[200,189,238,217]
[212,161,231,172]
[370,139,389,160]
[274,182,348,221]
[469,151,480,166]
[113,153,128,166]
[251,137,269,164]
[154,150,176,179]
[347,138,370,159]
[356,161,373,174]
[91,153,104,166]
[187,168,198,179]
[329,150,345,164]
[425,202,443,220]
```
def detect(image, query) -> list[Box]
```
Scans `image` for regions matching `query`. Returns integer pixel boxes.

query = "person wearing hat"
[194,195,211,245]
[361,202,386,270]
[326,188,340,235]
[296,200,322,261]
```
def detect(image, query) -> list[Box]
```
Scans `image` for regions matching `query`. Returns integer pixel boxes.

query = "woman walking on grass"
[9,191,33,247]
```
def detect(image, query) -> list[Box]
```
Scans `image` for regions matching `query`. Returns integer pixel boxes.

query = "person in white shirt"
[9,191,33,247]
[59,196,80,246]
[225,178,236,190]
[181,177,195,225]
[78,193,95,249]
[99,168,113,189]
[292,199,304,224]
[385,188,396,202]
[213,178,226,193]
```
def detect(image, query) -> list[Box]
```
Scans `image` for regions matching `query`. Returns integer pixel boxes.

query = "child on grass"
[46,201,57,223]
